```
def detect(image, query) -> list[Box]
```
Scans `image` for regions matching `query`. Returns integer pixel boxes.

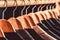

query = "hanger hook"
[32,5,36,13]
[52,5,55,9]
[49,4,55,9]
[13,0,17,18]
[37,4,42,11]
[26,0,30,15]
[50,5,52,9]
[32,0,37,13]
[26,6,30,15]
[46,4,49,10]
[41,5,46,11]
[2,0,7,19]
[21,0,26,16]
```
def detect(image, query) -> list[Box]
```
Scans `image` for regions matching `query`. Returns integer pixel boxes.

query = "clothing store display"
[0,0,60,40]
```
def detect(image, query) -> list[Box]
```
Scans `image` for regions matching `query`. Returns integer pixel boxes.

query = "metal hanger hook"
[26,6,30,15]
[46,5,49,10]
[2,0,7,19]
[49,4,55,9]
[37,4,42,11]
[50,5,52,9]
[52,5,55,9]
[13,0,17,17]
[21,0,26,16]
[41,5,46,11]
[32,5,36,13]
[26,0,30,15]
[32,0,37,13]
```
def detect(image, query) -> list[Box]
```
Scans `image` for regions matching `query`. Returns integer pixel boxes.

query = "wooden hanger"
[40,11,47,20]
[21,7,45,39]
[0,0,14,33]
[28,13,40,24]
[8,17,35,40]
[24,13,55,40]
[35,5,46,21]
[41,10,60,40]
[24,15,36,27]
[8,4,34,39]
[44,10,52,19]
[17,15,35,40]
[7,1,23,31]
[17,15,31,29]
[8,0,23,31]
[48,10,56,19]
[35,11,45,21]
[17,6,44,40]
[52,9,59,19]
[0,1,24,39]
[0,19,14,32]
[24,15,44,37]
[8,17,23,31]
[17,4,35,29]
[44,10,56,25]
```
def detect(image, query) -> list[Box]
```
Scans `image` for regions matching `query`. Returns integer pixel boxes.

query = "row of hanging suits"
[0,8,60,40]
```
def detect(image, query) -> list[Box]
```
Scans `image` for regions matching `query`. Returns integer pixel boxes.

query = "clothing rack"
[0,0,60,40]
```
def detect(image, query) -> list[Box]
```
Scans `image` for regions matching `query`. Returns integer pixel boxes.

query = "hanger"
[28,3,45,24]
[17,0,35,39]
[36,6,57,38]
[36,4,57,40]
[24,3,56,39]
[7,0,24,32]
[52,6,60,20]
[55,8,60,22]
[54,8,60,22]
[0,0,8,40]
[24,14,45,40]
[8,0,21,32]
[35,4,46,21]
[17,1,31,29]
[28,4,40,24]
[41,10,60,40]
[8,0,34,40]
[0,0,14,33]
[43,4,60,39]
[49,5,60,30]
[17,0,44,39]
[52,6,58,19]
[1,20,23,40]
[7,0,24,39]
[45,5,56,25]
[0,1,13,40]
[46,4,60,31]
[0,0,24,40]
[17,0,30,29]
[48,5,60,26]
[22,0,50,40]
[37,4,57,40]
[35,4,58,40]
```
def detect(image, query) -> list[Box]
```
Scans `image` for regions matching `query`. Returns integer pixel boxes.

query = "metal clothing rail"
[0,0,60,8]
